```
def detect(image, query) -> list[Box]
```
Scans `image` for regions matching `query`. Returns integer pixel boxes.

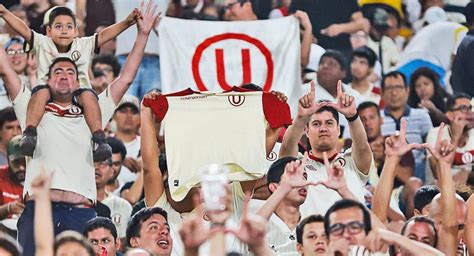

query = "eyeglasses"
[94,159,112,168]
[451,105,473,113]
[7,49,26,56]
[329,221,364,236]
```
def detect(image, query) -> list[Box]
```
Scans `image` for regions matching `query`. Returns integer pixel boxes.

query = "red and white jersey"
[266,213,299,255]
[143,87,292,201]
[349,83,383,108]
[300,150,374,217]
[13,84,116,201]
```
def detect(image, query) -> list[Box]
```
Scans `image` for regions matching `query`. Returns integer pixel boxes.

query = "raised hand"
[298,81,329,118]
[125,8,141,26]
[280,153,316,188]
[294,11,312,34]
[0,4,6,17]
[384,118,421,157]
[137,0,160,35]
[422,122,456,164]
[327,80,357,119]
[318,151,347,191]
[271,90,288,103]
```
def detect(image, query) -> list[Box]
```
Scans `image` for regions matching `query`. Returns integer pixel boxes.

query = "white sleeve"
[98,86,117,129]
[11,85,31,130]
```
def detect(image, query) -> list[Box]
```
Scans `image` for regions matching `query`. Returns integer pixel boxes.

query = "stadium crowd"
[0,0,473,255]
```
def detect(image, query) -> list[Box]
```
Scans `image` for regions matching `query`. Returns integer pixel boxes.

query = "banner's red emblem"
[192,33,274,91]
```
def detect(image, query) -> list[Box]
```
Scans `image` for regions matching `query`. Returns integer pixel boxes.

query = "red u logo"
[215,48,252,90]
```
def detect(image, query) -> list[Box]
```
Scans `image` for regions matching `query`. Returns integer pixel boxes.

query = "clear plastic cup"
[201,164,228,212]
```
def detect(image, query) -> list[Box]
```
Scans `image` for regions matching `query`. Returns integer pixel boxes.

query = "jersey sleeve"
[262,92,292,129]
[77,34,100,56]
[142,95,169,122]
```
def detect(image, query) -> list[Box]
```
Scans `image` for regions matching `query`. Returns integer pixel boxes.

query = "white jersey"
[266,142,281,170]
[397,22,467,71]
[143,87,292,201]
[12,84,116,200]
[348,83,382,107]
[102,193,132,238]
[28,30,98,87]
[116,135,141,185]
[300,150,373,217]
[266,213,298,255]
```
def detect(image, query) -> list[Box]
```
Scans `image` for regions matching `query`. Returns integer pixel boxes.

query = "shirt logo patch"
[267,151,277,161]
[112,214,122,224]
[228,95,245,107]
[71,50,81,62]
[462,152,473,164]
[174,180,179,187]
[334,157,346,167]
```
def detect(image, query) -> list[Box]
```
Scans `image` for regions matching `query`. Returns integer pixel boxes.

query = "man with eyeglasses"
[380,71,433,181]
[425,93,474,184]
[94,157,132,244]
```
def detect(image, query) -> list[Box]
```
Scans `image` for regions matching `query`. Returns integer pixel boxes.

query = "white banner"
[159,16,304,114]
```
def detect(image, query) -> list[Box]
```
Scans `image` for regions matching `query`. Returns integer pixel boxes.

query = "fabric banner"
[159,16,305,115]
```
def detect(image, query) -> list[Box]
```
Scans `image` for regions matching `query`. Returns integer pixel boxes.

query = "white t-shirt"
[28,30,98,87]
[12,84,116,200]
[300,150,373,217]
[266,213,298,255]
[367,36,400,73]
[397,22,468,71]
[144,87,292,201]
[102,192,133,238]
[116,135,141,185]
[0,76,29,110]
[314,81,366,139]
[348,82,382,107]
[266,142,281,170]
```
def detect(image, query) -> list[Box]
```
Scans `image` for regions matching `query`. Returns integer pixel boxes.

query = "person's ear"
[268,182,278,193]
[130,237,140,248]
[46,26,52,37]
[413,209,421,216]
[115,238,121,250]
[297,243,304,254]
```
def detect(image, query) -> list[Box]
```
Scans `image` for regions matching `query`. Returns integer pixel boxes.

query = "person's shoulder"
[410,107,430,117]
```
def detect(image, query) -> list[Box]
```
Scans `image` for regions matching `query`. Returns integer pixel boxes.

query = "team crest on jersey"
[334,157,346,168]
[112,214,121,224]
[71,50,81,62]
[267,151,277,161]
[45,102,83,117]
[228,95,245,107]
[462,152,473,164]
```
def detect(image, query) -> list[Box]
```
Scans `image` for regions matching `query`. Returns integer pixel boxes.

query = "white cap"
[424,6,448,24]
[306,43,326,72]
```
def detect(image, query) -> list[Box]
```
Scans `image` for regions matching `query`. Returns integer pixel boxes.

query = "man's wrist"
[346,112,359,122]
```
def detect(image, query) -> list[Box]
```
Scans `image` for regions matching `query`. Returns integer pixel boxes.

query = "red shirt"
[0,167,23,208]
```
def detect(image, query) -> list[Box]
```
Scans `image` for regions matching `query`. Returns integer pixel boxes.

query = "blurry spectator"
[451,2,474,97]
[408,67,450,127]
[126,207,172,255]
[181,0,213,18]
[94,25,117,55]
[289,0,368,56]
[75,0,116,36]
[397,21,468,85]
[380,71,433,181]
[91,54,121,94]
[425,93,474,184]
[2,5,29,39]
[83,217,123,256]
[268,0,291,19]
[23,0,51,33]
[349,46,382,106]
[413,185,440,216]
[112,95,142,186]
[0,108,21,166]
[0,136,25,234]
[105,137,127,195]
[412,6,448,32]
[400,216,438,248]
[296,214,328,255]
[94,158,133,241]
[364,6,400,75]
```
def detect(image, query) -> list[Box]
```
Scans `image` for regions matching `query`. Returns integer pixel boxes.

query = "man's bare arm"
[0,46,22,100]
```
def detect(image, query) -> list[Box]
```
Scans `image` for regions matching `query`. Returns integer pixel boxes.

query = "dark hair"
[266,156,298,185]
[0,107,17,129]
[357,101,380,116]
[8,4,26,13]
[408,67,448,112]
[47,57,79,80]
[324,199,371,236]
[159,153,168,174]
[0,234,22,256]
[54,231,95,256]
[401,216,438,247]
[465,2,474,25]
[48,6,76,27]
[107,137,127,161]
[296,214,325,244]
[446,92,471,111]
[320,50,347,71]
[240,83,263,91]
[83,217,118,240]
[414,185,440,212]
[351,46,377,68]
[92,54,121,78]
[381,71,407,89]
[126,207,168,246]
[311,102,340,125]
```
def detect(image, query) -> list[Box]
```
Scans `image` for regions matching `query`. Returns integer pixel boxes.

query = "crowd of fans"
[0,0,473,255]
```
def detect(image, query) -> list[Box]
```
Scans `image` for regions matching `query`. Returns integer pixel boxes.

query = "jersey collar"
[308,151,339,164]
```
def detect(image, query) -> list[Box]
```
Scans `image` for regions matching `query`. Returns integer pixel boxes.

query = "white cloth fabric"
[116,136,141,185]
[102,193,132,238]
[265,213,299,255]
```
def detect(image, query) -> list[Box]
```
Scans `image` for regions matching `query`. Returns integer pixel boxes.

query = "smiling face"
[130,214,172,255]
[46,15,77,52]
[307,111,340,152]
[297,222,328,256]
[6,43,27,74]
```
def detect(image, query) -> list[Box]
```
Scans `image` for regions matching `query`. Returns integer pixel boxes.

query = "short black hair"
[320,50,348,71]
[465,2,474,25]
[401,216,438,247]
[266,156,298,185]
[324,199,371,236]
[0,107,17,129]
[310,102,340,125]
[446,92,471,111]
[351,46,377,68]
[240,83,263,91]
[381,70,407,89]
[357,101,380,116]
[92,54,121,78]
[159,153,168,174]
[414,185,440,212]
[47,57,79,80]
[296,214,325,244]
[54,231,95,256]
[48,6,76,27]
[107,137,127,161]
[0,234,22,256]
[126,207,168,246]
[83,217,118,240]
